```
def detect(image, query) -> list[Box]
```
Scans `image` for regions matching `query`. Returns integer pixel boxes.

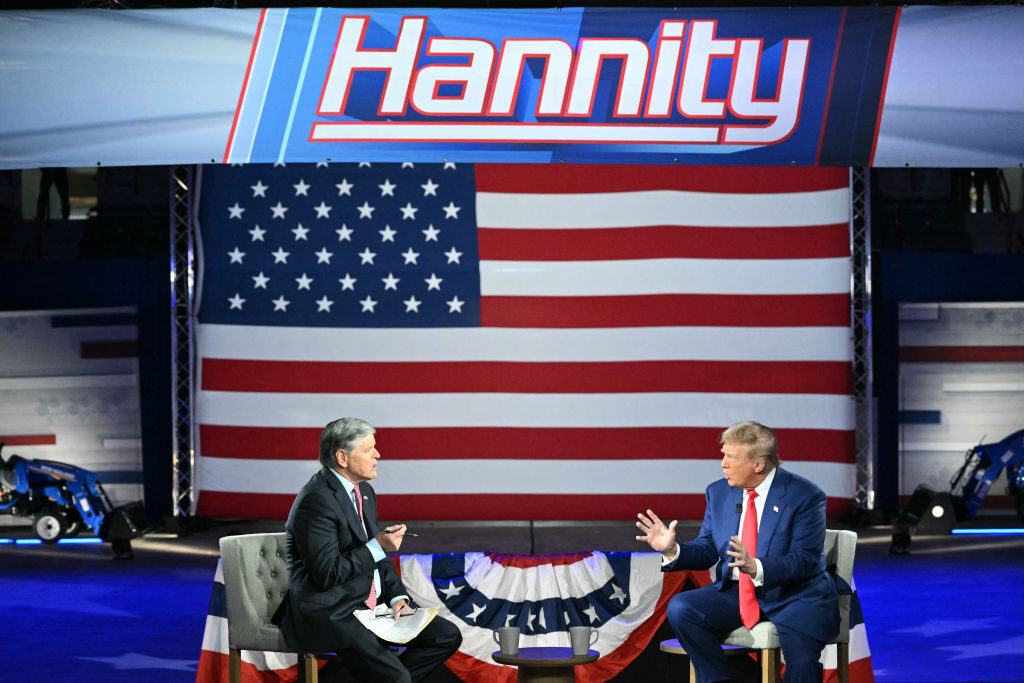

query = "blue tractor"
[891,429,1024,553]
[0,442,148,547]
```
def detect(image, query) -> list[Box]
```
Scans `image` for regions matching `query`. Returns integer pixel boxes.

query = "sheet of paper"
[353,606,439,644]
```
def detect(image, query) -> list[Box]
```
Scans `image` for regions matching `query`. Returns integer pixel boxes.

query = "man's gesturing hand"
[635,509,677,556]
[726,535,757,576]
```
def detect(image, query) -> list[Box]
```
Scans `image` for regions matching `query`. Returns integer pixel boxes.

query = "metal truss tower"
[170,165,196,517]
[850,167,874,510]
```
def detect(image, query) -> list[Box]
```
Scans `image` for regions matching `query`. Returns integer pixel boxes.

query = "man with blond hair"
[636,421,839,683]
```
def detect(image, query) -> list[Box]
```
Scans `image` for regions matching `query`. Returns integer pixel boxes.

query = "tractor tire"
[65,519,82,538]
[33,510,68,544]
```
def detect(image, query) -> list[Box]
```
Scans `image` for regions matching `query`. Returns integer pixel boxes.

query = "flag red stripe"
[196,491,854,521]
[196,649,322,683]
[478,224,851,261]
[900,345,1024,362]
[480,293,851,328]
[489,552,595,569]
[475,164,850,194]
[198,425,855,462]
[822,658,875,683]
[200,359,853,394]
[0,434,57,447]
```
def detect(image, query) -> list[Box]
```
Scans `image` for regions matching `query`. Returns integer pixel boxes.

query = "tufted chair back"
[219,532,292,653]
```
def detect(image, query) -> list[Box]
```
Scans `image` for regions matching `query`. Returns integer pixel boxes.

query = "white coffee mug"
[569,626,599,656]
[493,626,520,656]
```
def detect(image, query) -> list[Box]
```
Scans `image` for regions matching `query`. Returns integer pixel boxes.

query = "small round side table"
[492,646,599,683]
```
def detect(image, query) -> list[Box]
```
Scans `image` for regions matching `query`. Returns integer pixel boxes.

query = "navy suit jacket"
[280,467,406,653]
[664,467,839,640]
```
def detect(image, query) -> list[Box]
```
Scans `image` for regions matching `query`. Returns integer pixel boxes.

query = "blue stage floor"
[2,518,1022,682]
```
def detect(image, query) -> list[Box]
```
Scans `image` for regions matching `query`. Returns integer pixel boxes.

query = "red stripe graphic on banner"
[80,340,137,359]
[815,8,847,166]
[198,425,856,463]
[869,6,902,166]
[223,7,267,163]
[201,359,853,394]
[481,293,851,328]
[478,224,851,261]
[0,434,57,447]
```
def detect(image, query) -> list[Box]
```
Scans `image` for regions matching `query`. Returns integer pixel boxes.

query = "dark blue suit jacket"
[280,467,406,652]
[664,467,839,640]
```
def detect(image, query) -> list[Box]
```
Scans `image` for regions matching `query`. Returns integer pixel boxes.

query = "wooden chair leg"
[760,648,780,683]
[228,648,241,683]
[836,643,850,683]
[300,654,319,683]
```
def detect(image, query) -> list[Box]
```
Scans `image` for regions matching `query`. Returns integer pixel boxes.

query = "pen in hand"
[382,529,418,537]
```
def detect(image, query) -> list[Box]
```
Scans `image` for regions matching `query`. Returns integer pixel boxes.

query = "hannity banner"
[0,6,1021,168]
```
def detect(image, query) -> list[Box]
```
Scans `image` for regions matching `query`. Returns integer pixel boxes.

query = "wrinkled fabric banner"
[198,554,875,682]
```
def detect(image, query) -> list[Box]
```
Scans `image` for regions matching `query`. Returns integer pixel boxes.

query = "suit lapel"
[323,467,368,542]
[757,468,787,555]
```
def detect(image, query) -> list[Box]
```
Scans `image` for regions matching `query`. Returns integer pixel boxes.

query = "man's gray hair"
[319,417,376,468]
[720,420,780,469]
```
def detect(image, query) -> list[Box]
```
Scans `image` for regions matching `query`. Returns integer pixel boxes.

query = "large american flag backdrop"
[194,163,854,521]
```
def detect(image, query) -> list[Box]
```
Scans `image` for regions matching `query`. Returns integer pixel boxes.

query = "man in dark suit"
[280,417,462,682]
[636,421,839,683]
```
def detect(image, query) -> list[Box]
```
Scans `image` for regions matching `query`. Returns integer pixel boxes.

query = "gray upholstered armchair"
[219,532,320,683]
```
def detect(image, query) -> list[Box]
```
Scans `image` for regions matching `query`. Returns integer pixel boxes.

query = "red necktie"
[739,489,759,628]
[353,484,378,610]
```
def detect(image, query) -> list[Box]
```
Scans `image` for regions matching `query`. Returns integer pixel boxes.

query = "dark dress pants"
[325,615,462,683]
[665,582,826,683]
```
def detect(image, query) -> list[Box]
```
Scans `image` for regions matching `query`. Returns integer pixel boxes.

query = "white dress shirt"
[329,469,409,607]
[731,466,776,586]
[662,467,777,587]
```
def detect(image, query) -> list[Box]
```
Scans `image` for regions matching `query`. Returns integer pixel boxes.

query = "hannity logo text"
[310,16,811,146]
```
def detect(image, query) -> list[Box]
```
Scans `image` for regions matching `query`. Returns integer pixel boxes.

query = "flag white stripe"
[196,457,857,498]
[200,614,228,654]
[462,553,616,601]
[196,391,855,430]
[477,188,850,229]
[197,324,853,362]
[400,555,500,660]
[480,257,850,296]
